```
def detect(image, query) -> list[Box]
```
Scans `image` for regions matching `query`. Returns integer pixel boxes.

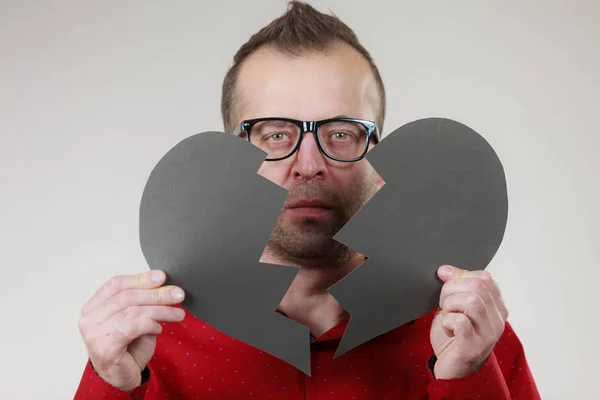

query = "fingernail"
[175,308,186,319]
[172,288,185,301]
[150,270,164,283]
[438,265,454,278]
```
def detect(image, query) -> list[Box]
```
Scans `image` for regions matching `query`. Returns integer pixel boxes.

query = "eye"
[269,133,287,141]
[332,132,350,140]
[329,131,359,143]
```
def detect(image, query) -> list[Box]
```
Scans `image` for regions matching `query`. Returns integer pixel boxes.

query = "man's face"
[234,43,384,267]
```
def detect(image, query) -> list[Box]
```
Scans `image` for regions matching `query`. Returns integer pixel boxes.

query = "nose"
[290,132,327,181]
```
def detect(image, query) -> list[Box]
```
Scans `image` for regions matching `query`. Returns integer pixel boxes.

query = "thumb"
[437,264,466,282]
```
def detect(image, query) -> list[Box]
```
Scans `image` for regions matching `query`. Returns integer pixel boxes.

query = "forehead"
[235,43,378,123]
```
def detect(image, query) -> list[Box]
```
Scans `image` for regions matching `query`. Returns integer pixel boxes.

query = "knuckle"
[80,304,89,317]
[469,278,485,292]
[439,286,449,303]
[116,290,134,308]
[108,275,124,289]
[87,335,99,350]
[440,295,450,310]
[156,287,171,303]
[86,337,102,359]
[493,280,504,298]
[495,279,502,293]
[115,321,135,340]
[112,329,127,344]
[144,289,159,305]
[443,294,457,310]
[466,294,485,314]
[466,293,481,307]
[77,317,88,335]
[123,306,140,319]
[456,313,469,326]
[479,270,492,283]
[79,324,98,349]
[135,272,146,288]
[155,288,164,302]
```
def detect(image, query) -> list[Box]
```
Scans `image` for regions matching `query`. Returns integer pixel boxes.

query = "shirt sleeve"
[426,321,541,400]
[73,359,151,400]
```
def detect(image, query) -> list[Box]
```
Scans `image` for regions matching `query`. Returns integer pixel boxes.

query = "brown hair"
[220,1,386,134]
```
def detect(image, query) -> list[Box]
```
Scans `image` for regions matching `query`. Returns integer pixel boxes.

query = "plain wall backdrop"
[1,0,598,398]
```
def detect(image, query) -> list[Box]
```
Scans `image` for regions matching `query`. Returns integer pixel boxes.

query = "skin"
[235,43,383,337]
[77,41,508,392]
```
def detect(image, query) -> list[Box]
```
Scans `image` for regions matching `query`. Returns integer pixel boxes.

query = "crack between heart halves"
[254,158,386,360]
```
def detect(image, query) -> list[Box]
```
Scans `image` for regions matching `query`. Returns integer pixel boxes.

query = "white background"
[1,1,598,398]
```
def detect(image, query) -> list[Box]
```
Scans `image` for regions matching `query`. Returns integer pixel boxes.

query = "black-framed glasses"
[238,117,379,162]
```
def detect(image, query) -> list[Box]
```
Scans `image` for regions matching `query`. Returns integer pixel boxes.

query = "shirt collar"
[276,310,350,343]
[311,319,349,343]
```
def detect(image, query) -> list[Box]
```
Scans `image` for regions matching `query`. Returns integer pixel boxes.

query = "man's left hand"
[430,265,509,380]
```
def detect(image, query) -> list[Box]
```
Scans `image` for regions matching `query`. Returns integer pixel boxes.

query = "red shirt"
[74,307,540,399]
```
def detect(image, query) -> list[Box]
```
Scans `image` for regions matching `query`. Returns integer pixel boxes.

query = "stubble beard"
[265,173,378,269]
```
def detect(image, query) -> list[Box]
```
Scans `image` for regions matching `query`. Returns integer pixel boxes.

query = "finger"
[438,265,491,282]
[442,312,475,340]
[441,292,490,332]
[438,266,508,321]
[109,317,164,349]
[88,286,185,324]
[475,272,508,322]
[439,277,494,310]
[455,269,507,321]
[82,270,167,316]
[438,266,497,298]
[117,305,186,324]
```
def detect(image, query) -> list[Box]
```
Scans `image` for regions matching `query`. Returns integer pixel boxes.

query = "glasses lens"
[248,120,300,159]
[318,120,368,160]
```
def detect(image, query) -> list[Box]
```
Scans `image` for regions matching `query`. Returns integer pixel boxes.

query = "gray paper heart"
[329,117,508,357]
[139,132,311,374]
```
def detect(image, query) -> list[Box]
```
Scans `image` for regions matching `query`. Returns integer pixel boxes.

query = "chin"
[271,233,353,268]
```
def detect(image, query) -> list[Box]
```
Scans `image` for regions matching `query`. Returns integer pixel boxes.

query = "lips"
[286,199,331,209]
[285,199,333,219]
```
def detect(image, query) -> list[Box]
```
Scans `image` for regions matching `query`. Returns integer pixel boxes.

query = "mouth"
[287,199,331,209]
[285,199,333,219]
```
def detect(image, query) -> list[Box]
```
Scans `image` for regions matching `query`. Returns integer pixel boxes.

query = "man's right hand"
[78,270,186,392]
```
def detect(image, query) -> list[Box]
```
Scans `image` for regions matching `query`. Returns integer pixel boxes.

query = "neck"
[261,249,366,337]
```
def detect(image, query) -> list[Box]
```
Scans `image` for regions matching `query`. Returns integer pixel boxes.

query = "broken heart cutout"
[138,117,508,376]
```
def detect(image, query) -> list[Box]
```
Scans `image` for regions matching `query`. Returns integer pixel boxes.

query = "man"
[75,2,541,399]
